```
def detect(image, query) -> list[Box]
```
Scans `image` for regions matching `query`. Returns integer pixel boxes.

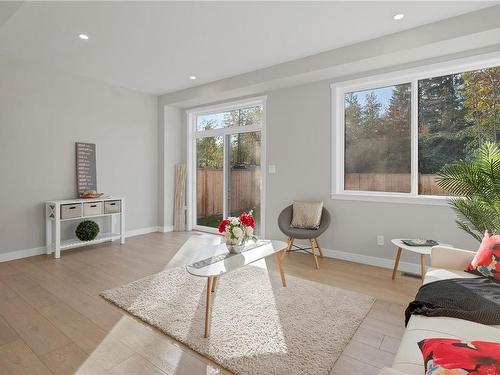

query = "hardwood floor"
[0,232,420,374]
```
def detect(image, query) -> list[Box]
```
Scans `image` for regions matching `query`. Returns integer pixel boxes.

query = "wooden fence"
[345,173,448,195]
[197,168,261,218]
[196,170,447,219]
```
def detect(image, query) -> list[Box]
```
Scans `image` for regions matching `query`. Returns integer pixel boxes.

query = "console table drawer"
[61,204,82,219]
[83,202,103,216]
[104,200,121,214]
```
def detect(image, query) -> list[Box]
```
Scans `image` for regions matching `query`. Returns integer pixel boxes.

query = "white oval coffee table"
[391,239,451,283]
[186,239,287,337]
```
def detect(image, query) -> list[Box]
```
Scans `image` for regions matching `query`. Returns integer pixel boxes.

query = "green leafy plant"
[75,220,100,241]
[436,142,500,241]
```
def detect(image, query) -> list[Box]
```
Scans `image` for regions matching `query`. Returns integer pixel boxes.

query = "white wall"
[0,55,158,255]
[265,80,478,269]
[157,104,183,230]
[155,10,495,270]
[166,78,479,272]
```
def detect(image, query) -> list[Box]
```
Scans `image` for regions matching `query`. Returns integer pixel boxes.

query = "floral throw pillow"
[466,231,500,281]
[418,338,500,374]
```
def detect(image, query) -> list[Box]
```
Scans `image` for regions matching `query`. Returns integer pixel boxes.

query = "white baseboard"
[1,228,421,275]
[157,225,174,233]
[126,226,159,237]
[0,246,47,263]
[0,226,174,263]
[321,247,421,275]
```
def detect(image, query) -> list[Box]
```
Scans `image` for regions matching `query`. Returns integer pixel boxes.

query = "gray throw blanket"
[405,277,500,326]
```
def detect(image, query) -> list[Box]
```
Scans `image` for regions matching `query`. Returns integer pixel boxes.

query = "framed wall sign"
[75,142,97,195]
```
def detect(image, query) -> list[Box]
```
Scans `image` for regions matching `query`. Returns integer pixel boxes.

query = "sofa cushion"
[392,316,500,375]
[466,231,500,281]
[424,267,478,284]
[408,315,500,333]
[418,338,500,374]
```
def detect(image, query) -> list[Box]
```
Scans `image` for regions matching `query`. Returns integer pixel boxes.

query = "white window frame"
[186,96,267,236]
[331,52,500,205]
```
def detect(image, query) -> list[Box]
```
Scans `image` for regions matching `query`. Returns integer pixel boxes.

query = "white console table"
[45,197,125,258]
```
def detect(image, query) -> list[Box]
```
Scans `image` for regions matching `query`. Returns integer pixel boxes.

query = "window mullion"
[338,88,345,194]
[410,79,419,196]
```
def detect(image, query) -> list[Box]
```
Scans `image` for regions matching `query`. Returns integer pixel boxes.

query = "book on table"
[401,239,439,247]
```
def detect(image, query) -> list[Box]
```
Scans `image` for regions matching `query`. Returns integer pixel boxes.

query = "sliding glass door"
[196,136,224,228]
[228,131,261,234]
[189,100,264,235]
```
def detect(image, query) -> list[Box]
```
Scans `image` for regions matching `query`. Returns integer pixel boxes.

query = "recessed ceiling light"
[78,34,89,40]
[393,13,405,21]
[189,75,197,80]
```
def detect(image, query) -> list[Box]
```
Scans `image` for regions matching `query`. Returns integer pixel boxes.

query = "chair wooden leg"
[310,239,320,270]
[283,236,294,259]
[314,238,324,257]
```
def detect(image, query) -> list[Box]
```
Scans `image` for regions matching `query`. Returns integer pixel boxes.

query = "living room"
[0,2,499,374]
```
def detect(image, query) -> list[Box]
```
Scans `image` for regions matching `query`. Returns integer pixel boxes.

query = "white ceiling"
[0,1,496,95]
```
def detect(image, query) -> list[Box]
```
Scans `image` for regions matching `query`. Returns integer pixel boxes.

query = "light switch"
[268,165,276,174]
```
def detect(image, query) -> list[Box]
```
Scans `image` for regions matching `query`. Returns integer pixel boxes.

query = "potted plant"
[437,142,500,241]
[218,211,257,253]
[75,220,100,241]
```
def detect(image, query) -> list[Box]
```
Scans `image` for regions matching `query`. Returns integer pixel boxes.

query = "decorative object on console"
[418,338,500,375]
[79,190,104,199]
[75,142,98,197]
[75,220,100,241]
[437,142,500,242]
[278,204,330,269]
[466,230,500,281]
[218,211,257,254]
[290,200,324,229]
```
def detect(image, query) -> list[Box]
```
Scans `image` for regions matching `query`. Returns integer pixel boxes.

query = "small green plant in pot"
[76,220,100,241]
[436,142,500,241]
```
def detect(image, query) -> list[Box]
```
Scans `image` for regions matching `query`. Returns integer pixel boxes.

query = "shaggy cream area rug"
[101,265,374,375]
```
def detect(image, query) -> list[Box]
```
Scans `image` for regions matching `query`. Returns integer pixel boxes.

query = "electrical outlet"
[377,235,385,246]
[268,165,276,174]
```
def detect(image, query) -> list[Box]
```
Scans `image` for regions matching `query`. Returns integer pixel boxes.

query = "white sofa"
[378,246,500,375]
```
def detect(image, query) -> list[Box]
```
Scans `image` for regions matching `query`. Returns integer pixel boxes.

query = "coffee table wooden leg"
[211,276,218,293]
[274,252,287,287]
[392,247,402,280]
[204,277,214,338]
[420,254,426,283]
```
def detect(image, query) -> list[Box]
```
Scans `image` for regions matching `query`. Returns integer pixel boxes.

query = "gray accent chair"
[277,205,331,269]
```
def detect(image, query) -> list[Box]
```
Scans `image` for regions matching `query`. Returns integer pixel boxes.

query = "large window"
[333,60,499,202]
[344,84,411,193]
[188,99,265,234]
[418,69,499,195]
[196,105,262,131]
